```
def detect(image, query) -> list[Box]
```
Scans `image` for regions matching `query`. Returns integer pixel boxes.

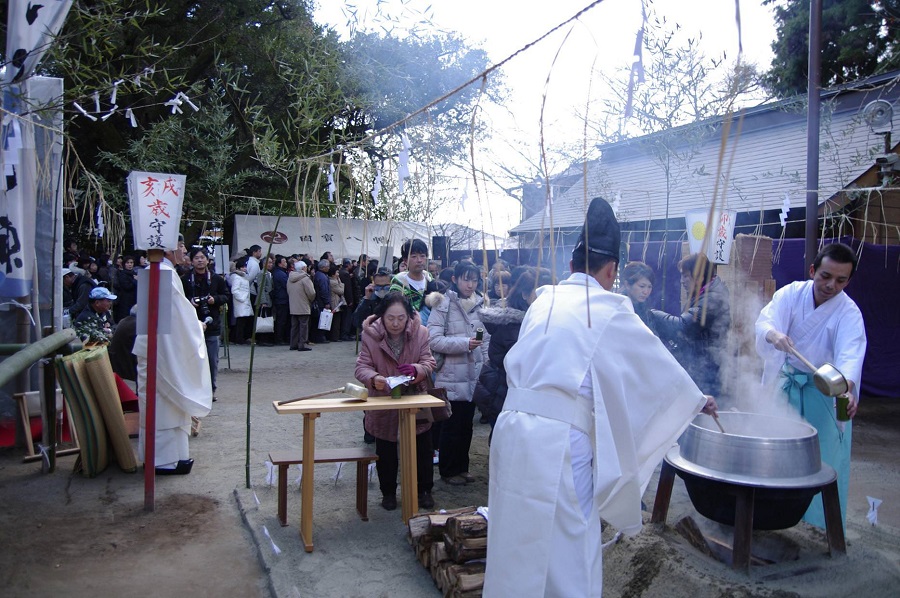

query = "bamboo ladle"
[277,383,369,405]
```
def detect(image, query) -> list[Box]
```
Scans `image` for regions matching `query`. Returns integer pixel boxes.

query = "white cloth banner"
[0,0,72,297]
[5,0,74,85]
[231,214,433,262]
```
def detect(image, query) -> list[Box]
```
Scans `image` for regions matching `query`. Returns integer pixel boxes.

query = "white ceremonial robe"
[755,280,866,527]
[484,273,707,598]
[755,281,866,392]
[134,262,213,468]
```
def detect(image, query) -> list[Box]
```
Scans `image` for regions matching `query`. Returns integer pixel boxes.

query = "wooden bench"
[268,448,378,527]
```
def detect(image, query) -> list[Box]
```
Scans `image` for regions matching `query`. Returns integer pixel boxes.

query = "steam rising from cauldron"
[717,267,804,425]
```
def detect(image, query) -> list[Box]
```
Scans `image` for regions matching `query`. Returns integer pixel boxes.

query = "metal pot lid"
[665,446,837,489]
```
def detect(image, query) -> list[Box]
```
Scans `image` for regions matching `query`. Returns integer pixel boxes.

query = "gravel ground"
[1,339,898,597]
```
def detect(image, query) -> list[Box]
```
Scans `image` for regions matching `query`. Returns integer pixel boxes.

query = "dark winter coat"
[471,305,526,424]
[339,267,356,310]
[650,276,731,396]
[114,267,138,321]
[353,295,385,329]
[313,269,331,310]
[65,274,97,321]
[355,313,435,442]
[181,270,230,337]
[271,267,289,305]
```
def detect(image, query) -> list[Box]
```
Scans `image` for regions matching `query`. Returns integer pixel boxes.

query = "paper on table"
[386,374,414,389]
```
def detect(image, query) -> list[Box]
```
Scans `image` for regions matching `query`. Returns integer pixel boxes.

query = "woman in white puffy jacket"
[229,257,253,344]
[426,260,490,486]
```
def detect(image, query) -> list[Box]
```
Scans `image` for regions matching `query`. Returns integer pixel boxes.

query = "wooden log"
[437,561,453,594]
[446,561,485,591]
[408,506,478,541]
[444,533,487,563]
[446,513,488,541]
[408,514,433,542]
[430,541,449,566]
[449,590,482,598]
[416,537,433,567]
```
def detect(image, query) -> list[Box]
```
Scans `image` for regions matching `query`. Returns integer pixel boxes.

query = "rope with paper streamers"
[71,83,203,128]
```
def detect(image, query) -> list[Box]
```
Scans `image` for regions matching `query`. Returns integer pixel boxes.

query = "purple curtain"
[772,238,900,398]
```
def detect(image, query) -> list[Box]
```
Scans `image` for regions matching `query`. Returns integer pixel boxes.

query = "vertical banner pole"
[144,249,163,511]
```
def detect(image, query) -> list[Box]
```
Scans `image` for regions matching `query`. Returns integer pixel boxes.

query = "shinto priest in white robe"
[755,280,866,528]
[484,273,708,597]
[133,261,212,468]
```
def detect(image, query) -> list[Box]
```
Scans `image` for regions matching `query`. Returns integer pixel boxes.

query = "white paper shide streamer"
[867,496,882,525]
[328,163,336,201]
[262,525,282,555]
[398,133,411,194]
[96,202,105,238]
[371,167,382,205]
[780,192,791,228]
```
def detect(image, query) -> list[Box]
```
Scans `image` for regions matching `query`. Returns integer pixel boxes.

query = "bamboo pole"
[0,328,76,388]
[246,208,285,489]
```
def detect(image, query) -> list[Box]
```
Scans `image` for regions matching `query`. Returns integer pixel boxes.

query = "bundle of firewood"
[408,506,487,597]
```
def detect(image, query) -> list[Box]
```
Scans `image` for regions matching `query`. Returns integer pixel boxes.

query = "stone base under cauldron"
[673,515,802,567]
[599,469,900,598]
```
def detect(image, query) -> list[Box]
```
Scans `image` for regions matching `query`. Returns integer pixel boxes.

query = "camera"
[192,294,211,320]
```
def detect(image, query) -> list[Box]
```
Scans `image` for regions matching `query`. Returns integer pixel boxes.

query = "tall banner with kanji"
[685,209,736,265]
[127,172,186,250]
[1,0,73,297]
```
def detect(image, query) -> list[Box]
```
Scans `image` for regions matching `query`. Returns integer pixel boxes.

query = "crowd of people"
[61,212,867,593]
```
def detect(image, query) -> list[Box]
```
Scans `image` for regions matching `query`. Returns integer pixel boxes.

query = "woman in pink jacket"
[356,292,437,511]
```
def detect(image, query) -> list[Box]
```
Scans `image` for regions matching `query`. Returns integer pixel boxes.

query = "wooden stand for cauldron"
[651,459,847,571]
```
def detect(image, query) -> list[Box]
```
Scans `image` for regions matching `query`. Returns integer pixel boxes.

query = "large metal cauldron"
[666,412,837,530]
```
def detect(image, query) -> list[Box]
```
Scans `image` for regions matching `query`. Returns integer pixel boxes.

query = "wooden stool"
[268,447,378,527]
[13,390,80,463]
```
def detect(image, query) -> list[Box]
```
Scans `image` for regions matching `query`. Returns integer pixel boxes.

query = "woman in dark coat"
[619,261,656,331]
[650,253,731,397]
[472,267,553,431]
[113,255,139,321]
[355,292,437,511]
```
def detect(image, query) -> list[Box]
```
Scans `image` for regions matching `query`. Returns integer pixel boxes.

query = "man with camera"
[181,247,230,403]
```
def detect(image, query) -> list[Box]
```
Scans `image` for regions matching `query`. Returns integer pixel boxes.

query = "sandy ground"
[1,339,899,597]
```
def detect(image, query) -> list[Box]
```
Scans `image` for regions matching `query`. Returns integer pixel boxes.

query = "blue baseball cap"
[89,287,117,301]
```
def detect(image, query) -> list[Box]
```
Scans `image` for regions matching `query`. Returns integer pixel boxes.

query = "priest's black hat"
[572,197,620,261]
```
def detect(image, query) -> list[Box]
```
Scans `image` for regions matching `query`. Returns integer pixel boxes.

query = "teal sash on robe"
[780,363,852,529]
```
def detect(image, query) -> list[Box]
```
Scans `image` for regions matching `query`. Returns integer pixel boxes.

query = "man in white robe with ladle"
[755,242,867,528]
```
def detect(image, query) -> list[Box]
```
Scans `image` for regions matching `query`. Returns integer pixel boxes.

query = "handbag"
[256,315,274,334]
[317,309,333,330]
[417,378,452,423]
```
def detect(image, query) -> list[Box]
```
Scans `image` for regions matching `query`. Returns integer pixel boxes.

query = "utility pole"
[805,0,823,270]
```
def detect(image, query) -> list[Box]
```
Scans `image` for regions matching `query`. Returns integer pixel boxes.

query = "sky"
[313,0,778,237]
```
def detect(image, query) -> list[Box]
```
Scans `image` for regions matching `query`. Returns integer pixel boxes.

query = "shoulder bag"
[416,376,452,423]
